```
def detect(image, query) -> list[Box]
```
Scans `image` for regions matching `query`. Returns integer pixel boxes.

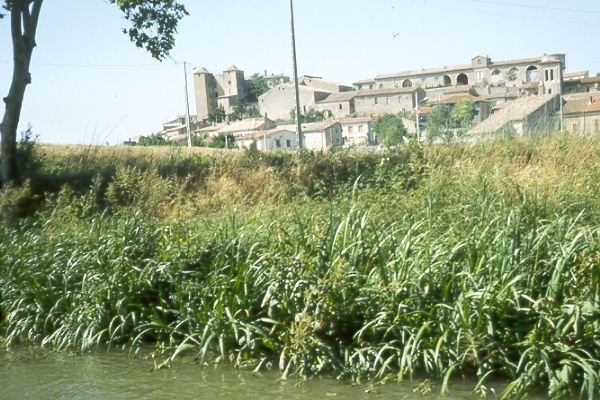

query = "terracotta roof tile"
[339,116,376,124]
[563,96,600,114]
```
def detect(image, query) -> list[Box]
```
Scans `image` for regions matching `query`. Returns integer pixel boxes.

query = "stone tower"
[193,67,217,121]
[221,65,245,98]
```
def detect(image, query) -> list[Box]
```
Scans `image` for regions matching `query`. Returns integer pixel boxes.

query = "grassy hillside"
[1,134,600,399]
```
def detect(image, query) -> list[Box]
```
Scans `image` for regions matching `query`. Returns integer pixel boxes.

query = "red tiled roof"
[563,96,600,114]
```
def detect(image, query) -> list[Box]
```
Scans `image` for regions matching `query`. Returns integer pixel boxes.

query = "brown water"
[0,348,520,400]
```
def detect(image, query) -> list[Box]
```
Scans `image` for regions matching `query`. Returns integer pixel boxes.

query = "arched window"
[402,79,412,88]
[490,69,503,84]
[457,73,469,85]
[526,66,539,83]
[443,75,452,86]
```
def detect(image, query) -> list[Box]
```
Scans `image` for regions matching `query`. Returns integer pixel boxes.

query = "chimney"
[590,96,594,105]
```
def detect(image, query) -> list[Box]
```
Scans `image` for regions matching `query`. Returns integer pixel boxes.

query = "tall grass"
[2,134,600,398]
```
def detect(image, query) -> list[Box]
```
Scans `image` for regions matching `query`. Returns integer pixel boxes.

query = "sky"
[1,0,599,145]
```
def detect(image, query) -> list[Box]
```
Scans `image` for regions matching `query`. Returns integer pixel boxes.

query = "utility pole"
[559,66,564,132]
[415,91,420,142]
[290,0,303,149]
[184,62,193,148]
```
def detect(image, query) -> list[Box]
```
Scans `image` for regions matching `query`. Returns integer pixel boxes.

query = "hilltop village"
[139,53,600,149]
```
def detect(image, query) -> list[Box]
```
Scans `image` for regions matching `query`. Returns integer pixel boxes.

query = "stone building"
[564,76,600,95]
[353,87,425,117]
[355,54,565,98]
[338,116,376,145]
[258,76,354,121]
[302,121,343,151]
[259,83,331,121]
[563,94,600,135]
[193,65,245,121]
[468,94,561,136]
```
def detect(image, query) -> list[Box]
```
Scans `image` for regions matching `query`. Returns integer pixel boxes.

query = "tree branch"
[23,0,42,48]
[10,0,23,43]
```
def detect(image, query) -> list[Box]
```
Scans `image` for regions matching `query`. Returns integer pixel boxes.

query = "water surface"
[0,348,516,399]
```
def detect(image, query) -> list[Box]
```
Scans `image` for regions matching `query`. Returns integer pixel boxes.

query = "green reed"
[2,134,600,399]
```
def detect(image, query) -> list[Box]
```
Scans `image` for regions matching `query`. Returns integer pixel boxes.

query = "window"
[348,126,354,133]
[476,71,483,80]
[275,139,281,148]
[358,125,363,133]
[385,97,390,105]
[398,96,402,103]
[379,84,384,89]
[421,78,426,85]
[374,97,379,105]
[339,104,343,110]
[551,70,554,80]
[357,85,363,90]
[434,76,440,83]
[286,139,291,147]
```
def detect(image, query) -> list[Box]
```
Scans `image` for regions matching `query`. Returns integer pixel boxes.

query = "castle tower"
[193,67,217,121]
[222,65,245,97]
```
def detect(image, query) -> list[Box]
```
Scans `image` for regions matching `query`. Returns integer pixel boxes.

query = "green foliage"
[1,0,188,185]
[229,99,259,121]
[139,134,169,146]
[229,100,247,122]
[3,135,600,398]
[451,100,477,127]
[207,105,226,124]
[373,113,408,146]
[242,73,270,103]
[426,104,452,144]
[207,133,235,149]
[109,0,188,61]
[289,108,324,123]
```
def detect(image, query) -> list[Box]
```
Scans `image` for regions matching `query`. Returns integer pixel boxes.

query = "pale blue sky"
[1,0,599,144]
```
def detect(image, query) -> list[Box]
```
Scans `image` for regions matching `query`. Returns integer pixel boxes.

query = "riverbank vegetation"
[1,134,600,399]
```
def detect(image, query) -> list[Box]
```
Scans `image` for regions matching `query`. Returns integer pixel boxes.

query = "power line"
[0,60,169,68]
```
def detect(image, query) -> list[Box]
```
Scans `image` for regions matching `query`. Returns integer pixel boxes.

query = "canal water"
[0,348,520,399]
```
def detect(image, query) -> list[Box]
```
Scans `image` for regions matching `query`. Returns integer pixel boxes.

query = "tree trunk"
[0,0,42,187]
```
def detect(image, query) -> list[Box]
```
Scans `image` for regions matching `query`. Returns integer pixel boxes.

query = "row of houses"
[143,53,599,147]
[195,116,377,151]
[193,54,580,124]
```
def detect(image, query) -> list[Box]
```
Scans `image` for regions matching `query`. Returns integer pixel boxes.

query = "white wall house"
[302,121,343,151]
[339,117,376,145]
[236,128,297,151]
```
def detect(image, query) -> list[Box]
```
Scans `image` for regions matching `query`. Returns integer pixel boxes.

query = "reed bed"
[1,134,600,399]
